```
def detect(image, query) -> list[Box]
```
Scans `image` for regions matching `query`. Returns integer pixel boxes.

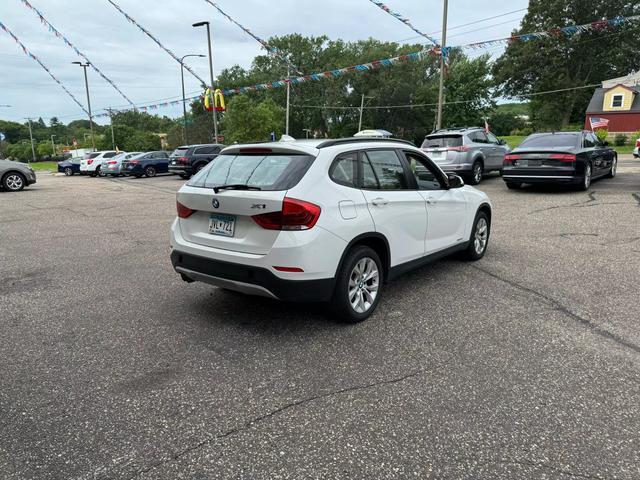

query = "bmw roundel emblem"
[212,199,220,209]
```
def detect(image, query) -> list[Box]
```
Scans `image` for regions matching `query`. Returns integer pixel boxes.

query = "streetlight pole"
[193,21,219,142]
[107,108,116,150]
[26,118,35,163]
[73,61,95,149]
[180,54,206,145]
[50,134,56,158]
[435,0,449,131]
[286,64,291,135]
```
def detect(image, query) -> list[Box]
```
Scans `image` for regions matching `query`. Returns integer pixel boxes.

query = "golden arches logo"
[203,88,226,112]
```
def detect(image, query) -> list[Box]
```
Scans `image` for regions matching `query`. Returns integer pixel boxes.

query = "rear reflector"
[177,201,196,218]
[273,266,304,272]
[549,154,576,162]
[252,197,321,231]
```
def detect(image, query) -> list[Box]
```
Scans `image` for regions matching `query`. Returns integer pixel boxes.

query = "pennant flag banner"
[367,0,440,46]
[105,0,207,86]
[0,20,89,115]
[20,0,134,107]
[463,15,640,50]
[202,0,303,75]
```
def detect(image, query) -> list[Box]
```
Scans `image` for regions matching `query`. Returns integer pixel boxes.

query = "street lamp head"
[192,21,209,27]
[72,61,89,66]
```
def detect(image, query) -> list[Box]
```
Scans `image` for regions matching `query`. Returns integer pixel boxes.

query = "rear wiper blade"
[213,184,262,193]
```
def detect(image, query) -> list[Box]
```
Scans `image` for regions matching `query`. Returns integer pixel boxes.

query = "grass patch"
[500,135,526,149]
[27,162,58,171]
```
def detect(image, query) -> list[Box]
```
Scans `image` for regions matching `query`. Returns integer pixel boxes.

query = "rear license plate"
[209,214,235,237]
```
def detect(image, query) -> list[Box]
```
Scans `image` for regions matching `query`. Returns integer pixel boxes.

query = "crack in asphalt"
[122,371,423,479]
[472,265,640,355]
[528,191,636,214]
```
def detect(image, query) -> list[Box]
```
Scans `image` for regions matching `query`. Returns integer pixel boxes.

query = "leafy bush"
[632,130,640,140]
[511,127,534,136]
[487,111,526,136]
[614,133,628,146]
[594,129,608,143]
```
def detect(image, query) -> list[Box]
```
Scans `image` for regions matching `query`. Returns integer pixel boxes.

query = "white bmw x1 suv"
[170,137,492,322]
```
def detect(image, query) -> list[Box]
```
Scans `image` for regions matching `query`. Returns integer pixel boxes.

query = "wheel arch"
[2,169,27,182]
[477,202,492,225]
[336,233,391,283]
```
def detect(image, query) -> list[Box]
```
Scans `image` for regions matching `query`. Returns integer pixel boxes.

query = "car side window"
[583,134,595,148]
[471,131,488,144]
[104,152,117,158]
[329,151,357,187]
[486,132,500,145]
[404,151,445,191]
[363,150,409,190]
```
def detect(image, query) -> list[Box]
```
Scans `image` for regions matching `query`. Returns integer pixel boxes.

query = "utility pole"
[358,94,374,131]
[73,61,95,149]
[285,64,291,135]
[193,22,219,142]
[435,0,449,130]
[107,109,116,150]
[50,134,56,158]
[26,118,35,163]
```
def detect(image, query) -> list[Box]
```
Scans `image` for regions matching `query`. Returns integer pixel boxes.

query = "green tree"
[493,0,640,129]
[224,96,284,143]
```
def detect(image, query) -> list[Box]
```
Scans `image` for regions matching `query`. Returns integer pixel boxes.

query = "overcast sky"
[0,0,528,125]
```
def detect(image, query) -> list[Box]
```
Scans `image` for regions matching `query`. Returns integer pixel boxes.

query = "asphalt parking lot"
[1,157,639,479]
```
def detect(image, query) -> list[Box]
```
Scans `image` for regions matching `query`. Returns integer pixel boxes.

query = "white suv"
[79,151,117,177]
[170,138,492,322]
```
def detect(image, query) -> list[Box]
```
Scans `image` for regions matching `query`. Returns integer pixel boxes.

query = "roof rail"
[317,137,415,149]
[431,126,482,134]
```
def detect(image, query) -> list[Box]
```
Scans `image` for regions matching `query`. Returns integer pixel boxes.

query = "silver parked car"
[421,127,510,185]
[101,152,141,177]
[0,159,37,192]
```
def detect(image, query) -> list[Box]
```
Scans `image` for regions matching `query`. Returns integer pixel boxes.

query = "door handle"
[371,197,389,206]
[426,196,438,205]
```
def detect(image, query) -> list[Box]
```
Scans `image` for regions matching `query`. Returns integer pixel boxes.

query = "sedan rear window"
[519,134,580,149]
[421,135,462,148]
[187,153,314,191]
[170,148,189,157]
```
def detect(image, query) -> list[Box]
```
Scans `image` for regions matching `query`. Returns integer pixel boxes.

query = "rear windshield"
[519,134,579,149]
[187,153,314,191]
[83,152,100,159]
[170,148,189,157]
[421,135,462,148]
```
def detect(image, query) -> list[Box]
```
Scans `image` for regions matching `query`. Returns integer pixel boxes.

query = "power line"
[20,0,135,107]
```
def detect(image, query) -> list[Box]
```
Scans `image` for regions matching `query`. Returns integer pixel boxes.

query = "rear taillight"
[504,154,521,165]
[178,156,189,164]
[177,201,196,218]
[129,160,139,165]
[252,197,321,231]
[107,161,117,165]
[549,154,576,163]
[87,159,93,165]
[636,139,640,148]
[447,146,470,152]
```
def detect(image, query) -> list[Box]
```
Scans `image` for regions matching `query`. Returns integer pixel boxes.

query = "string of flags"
[367,0,440,46]
[202,0,303,75]
[461,14,640,50]
[19,0,135,107]
[105,0,207,86]
[0,20,89,115]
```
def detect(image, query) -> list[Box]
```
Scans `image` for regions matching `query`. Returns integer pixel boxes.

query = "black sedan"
[57,157,81,176]
[122,151,170,178]
[502,131,617,191]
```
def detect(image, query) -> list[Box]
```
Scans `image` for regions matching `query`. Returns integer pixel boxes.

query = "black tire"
[505,181,521,190]
[63,167,73,176]
[462,211,490,261]
[145,166,157,177]
[2,172,26,191]
[467,161,483,185]
[577,162,592,191]
[605,156,617,178]
[91,166,101,178]
[134,174,142,178]
[331,246,384,323]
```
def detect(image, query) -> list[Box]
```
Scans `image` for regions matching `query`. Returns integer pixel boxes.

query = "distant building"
[585,72,640,133]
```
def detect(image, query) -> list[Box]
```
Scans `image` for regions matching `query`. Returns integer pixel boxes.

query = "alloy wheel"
[146,166,156,177]
[473,163,482,184]
[584,164,592,189]
[64,167,72,176]
[5,174,24,191]
[474,217,488,255]
[611,158,617,177]
[348,257,379,314]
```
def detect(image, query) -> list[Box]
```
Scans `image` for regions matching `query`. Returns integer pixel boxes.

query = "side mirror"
[447,173,465,189]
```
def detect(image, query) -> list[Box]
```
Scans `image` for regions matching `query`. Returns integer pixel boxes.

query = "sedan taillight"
[176,201,196,218]
[503,154,521,165]
[549,154,576,163]
[252,197,321,231]
[107,161,117,165]
[87,159,94,165]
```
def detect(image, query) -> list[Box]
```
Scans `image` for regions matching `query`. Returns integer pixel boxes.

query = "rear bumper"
[169,165,191,175]
[502,174,580,184]
[170,250,335,302]
[437,163,474,174]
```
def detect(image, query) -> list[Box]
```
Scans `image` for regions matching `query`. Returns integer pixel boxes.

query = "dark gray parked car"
[421,127,510,185]
[168,143,225,179]
[0,159,37,191]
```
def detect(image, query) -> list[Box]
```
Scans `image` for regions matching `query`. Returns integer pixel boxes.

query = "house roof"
[586,87,640,113]
[606,83,640,94]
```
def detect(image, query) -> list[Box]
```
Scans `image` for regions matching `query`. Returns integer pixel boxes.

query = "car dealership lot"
[1,158,639,479]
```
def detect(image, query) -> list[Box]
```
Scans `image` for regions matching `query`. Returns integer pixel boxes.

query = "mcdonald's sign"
[203,88,226,112]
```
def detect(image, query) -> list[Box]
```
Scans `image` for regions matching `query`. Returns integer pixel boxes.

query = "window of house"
[612,94,624,108]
